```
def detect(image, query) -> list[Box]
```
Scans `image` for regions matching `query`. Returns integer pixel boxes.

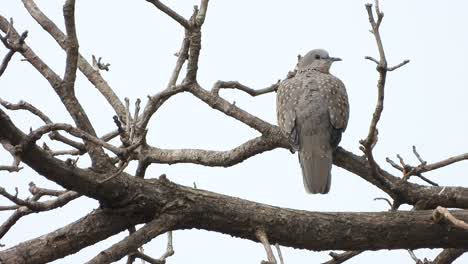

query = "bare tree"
[0,1,467,263]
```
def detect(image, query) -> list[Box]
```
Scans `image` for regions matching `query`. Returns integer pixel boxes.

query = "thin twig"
[0,165,22,172]
[132,251,165,264]
[0,186,79,212]
[167,34,190,89]
[412,146,426,165]
[373,197,392,208]
[255,229,277,264]
[274,244,284,264]
[130,99,141,141]
[323,251,362,264]
[0,19,28,77]
[146,0,191,29]
[359,1,390,187]
[211,80,280,97]
[388,60,410,71]
[360,1,410,179]
[387,152,439,186]
[0,139,22,172]
[0,189,80,238]
[92,55,110,71]
[0,98,52,123]
[413,153,468,175]
[25,123,122,155]
[0,205,19,211]
[364,56,379,65]
[407,249,427,264]
[157,231,174,262]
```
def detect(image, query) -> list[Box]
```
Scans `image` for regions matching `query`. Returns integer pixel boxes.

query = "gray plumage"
[276,49,349,194]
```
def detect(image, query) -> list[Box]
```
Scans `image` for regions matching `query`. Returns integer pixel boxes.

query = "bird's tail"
[298,135,333,194]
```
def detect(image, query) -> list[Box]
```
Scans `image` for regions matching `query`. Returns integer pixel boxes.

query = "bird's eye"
[314,54,321,59]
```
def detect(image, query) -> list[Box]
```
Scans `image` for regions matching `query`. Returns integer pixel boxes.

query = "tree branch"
[0,139,22,172]
[4,178,468,264]
[256,229,277,264]
[144,135,287,167]
[196,0,209,26]
[211,80,280,97]
[432,249,466,264]
[0,187,79,212]
[323,251,362,264]
[0,97,89,155]
[138,32,190,130]
[0,15,112,168]
[0,20,27,77]
[359,1,410,194]
[0,158,468,264]
[21,0,127,121]
[189,83,278,135]
[0,209,148,264]
[433,206,468,230]
[3,105,468,211]
[85,214,180,264]
[0,189,80,239]
[146,0,191,29]
[62,0,78,90]
[131,251,166,264]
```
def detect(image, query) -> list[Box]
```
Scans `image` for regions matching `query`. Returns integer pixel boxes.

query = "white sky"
[1,0,468,263]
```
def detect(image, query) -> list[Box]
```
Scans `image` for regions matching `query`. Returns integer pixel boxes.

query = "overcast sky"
[1,0,468,263]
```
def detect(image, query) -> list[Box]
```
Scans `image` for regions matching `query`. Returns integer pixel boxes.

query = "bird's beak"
[329,57,342,62]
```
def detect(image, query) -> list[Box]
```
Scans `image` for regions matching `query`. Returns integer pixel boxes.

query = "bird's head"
[297,49,341,73]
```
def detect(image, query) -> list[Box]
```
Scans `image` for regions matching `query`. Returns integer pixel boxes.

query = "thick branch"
[3,176,468,264]
[0,209,147,264]
[2,106,468,211]
[0,108,137,204]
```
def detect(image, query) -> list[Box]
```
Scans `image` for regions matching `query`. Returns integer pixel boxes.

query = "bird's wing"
[327,77,349,131]
[277,77,301,151]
